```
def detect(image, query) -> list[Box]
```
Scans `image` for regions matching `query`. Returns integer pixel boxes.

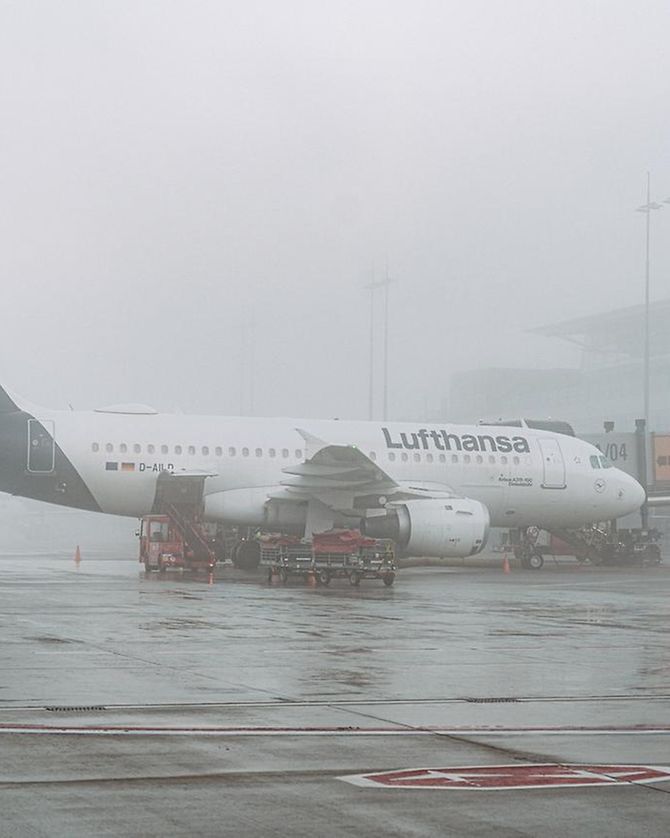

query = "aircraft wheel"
[317,569,331,586]
[382,572,395,587]
[528,552,544,570]
[232,540,261,570]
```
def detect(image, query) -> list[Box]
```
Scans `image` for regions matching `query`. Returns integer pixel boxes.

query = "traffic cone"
[74,545,81,566]
[502,554,510,574]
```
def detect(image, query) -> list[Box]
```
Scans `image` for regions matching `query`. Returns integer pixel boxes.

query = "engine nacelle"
[362,497,490,558]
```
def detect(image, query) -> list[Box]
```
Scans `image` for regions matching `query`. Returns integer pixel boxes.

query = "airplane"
[0,384,645,567]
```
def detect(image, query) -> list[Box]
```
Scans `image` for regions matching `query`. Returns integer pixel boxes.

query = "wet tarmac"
[1,554,670,836]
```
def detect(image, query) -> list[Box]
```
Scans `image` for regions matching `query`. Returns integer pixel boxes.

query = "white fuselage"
[26,406,644,530]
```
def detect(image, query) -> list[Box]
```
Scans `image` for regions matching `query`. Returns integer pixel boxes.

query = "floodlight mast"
[364,271,394,421]
[636,174,665,437]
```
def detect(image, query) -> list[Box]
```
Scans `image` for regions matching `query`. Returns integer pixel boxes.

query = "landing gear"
[512,526,546,570]
[518,549,544,570]
[317,569,331,586]
[382,572,395,587]
[232,540,261,570]
[349,571,361,587]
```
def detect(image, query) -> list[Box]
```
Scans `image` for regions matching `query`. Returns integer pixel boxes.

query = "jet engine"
[361,497,490,558]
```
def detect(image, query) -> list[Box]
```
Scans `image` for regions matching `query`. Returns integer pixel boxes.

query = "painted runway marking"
[0,724,669,737]
[340,764,670,790]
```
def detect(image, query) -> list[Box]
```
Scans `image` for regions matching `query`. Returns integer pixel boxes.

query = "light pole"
[636,174,664,437]
[381,271,393,422]
[364,279,376,420]
[363,271,394,421]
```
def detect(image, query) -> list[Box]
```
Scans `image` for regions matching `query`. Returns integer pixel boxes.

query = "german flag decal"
[121,462,135,472]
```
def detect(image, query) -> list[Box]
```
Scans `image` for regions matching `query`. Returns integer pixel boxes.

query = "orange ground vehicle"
[139,513,216,573]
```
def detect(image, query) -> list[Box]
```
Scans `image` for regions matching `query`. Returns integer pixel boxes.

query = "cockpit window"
[599,456,613,469]
[590,455,601,469]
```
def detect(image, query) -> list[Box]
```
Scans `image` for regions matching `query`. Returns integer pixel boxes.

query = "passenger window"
[282,448,289,458]
[105,443,113,453]
[295,449,303,459]
[269,448,276,458]
[413,452,421,462]
[489,455,496,464]
[188,445,195,456]
[501,455,508,465]
[174,445,182,455]
[451,454,458,463]
[161,445,168,455]
[388,452,396,462]
[369,451,377,461]
[439,453,446,463]
[119,443,127,454]
[134,444,141,454]
[242,447,249,457]
[513,456,520,465]
[463,455,471,464]
[255,448,262,457]
[401,452,408,462]
[92,442,99,452]
[228,447,236,457]
[201,446,208,455]
[148,444,155,454]
[590,455,601,469]
[215,446,222,456]
[426,453,433,463]
[476,455,483,464]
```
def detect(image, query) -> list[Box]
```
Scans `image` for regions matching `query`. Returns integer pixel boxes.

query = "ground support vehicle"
[509,524,662,569]
[260,530,397,586]
[139,510,217,574]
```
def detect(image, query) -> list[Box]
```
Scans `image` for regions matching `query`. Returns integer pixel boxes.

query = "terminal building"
[448,300,670,542]
[449,300,670,435]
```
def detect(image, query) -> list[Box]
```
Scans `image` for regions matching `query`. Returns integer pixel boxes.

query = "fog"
[1,0,669,423]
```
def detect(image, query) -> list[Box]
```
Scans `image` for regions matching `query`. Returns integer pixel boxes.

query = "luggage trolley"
[260,530,397,587]
[312,530,396,586]
[260,535,313,584]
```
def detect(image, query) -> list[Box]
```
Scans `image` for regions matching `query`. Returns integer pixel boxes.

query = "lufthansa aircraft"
[0,384,645,561]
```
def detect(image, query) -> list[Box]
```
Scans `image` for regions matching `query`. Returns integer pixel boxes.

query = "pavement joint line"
[0,693,668,712]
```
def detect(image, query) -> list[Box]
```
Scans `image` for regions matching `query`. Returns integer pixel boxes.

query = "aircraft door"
[27,419,56,473]
[538,438,566,489]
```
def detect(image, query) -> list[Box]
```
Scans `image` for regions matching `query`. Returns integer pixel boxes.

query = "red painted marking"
[342,764,670,790]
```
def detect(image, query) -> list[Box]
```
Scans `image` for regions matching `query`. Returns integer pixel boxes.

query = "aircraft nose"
[617,470,646,514]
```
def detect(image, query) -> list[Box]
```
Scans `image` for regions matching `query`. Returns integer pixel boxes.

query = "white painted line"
[0,725,669,737]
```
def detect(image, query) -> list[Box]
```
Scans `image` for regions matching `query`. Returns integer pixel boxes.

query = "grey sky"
[1,0,669,420]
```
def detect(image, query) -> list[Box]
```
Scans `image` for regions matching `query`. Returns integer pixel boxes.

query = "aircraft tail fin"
[0,385,20,413]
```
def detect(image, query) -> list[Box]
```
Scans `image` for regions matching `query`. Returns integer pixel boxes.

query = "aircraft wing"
[275,429,457,513]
